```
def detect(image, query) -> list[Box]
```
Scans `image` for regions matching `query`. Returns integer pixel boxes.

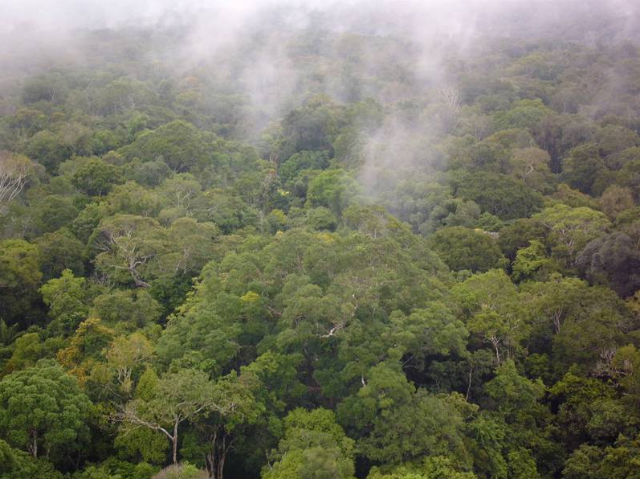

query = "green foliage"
[2,332,53,373]
[428,226,506,272]
[263,408,355,479]
[576,232,640,297]
[306,169,359,217]
[114,426,168,464]
[32,194,80,233]
[493,99,552,131]
[454,171,543,219]
[368,456,476,479]
[91,214,166,287]
[338,363,471,466]
[562,144,606,195]
[512,240,555,282]
[532,204,611,264]
[160,462,206,479]
[73,458,159,479]
[306,206,338,231]
[40,269,90,335]
[279,150,330,183]
[119,120,214,172]
[36,228,85,280]
[25,130,72,173]
[485,360,545,420]
[0,360,92,464]
[123,158,171,187]
[72,157,123,196]
[0,439,63,479]
[93,289,162,330]
[0,239,42,326]
[453,269,523,362]
[279,97,343,158]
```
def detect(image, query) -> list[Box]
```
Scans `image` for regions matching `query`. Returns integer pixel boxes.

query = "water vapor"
[2,0,638,198]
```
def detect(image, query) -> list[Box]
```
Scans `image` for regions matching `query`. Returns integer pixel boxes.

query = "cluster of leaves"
[1,18,640,479]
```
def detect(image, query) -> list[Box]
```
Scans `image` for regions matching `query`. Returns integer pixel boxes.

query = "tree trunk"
[30,429,38,458]
[172,421,179,465]
[217,443,226,479]
[205,430,217,478]
[216,434,227,479]
[206,451,215,479]
[490,336,501,364]
[204,429,232,479]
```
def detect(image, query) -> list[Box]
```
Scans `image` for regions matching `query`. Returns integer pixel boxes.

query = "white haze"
[1,0,639,195]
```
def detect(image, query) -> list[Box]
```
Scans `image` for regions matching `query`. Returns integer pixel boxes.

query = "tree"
[493,99,551,131]
[533,204,610,265]
[598,185,634,219]
[387,303,469,373]
[508,147,553,192]
[511,240,556,282]
[56,318,115,385]
[338,363,471,466]
[306,169,359,217]
[157,174,202,214]
[427,226,506,273]
[263,408,355,479]
[368,456,476,479]
[279,150,330,184]
[2,333,51,374]
[0,438,63,479]
[0,239,42,326]
[279,96,342,159]
[498,218,547,260]
[576,232,640,297]
[0,152,34,211]
[40,269,89,335]
[193,372,262,479]
[521,276,634,375]
[36,228,85,280]
[71,157,123,196]
[595,124,639,158]
[453,171,543,220]
[92,289,162,330]
[0,360,92,461]
[91,215,167,288]
[549,370,617,450]
[114,369,235,465]
[25,130,71,173]
[105,333,153,395]
[124,157,172,187]
[561,143,605,195]
[118,120,214,172]
[32,194,79,234]
[453,270,523,363]
[157,217,219,277]
[106,181,163,217]
[485,360,545,422]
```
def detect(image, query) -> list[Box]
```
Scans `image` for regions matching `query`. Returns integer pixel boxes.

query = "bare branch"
[0,151,31,208]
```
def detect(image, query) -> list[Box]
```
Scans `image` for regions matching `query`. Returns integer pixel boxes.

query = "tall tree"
[114,368,244,466]
[0,360,92,461]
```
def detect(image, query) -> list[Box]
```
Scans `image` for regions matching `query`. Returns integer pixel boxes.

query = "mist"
[1,0,639,196]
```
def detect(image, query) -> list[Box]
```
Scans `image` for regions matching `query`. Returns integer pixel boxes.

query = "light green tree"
[40,269,89,335]
[262,408,355,479]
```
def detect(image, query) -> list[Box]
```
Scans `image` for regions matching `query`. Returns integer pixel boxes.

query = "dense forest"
[2,1,640,478]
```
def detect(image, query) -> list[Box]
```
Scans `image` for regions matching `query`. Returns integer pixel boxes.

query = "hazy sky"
[1,0,637,35]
